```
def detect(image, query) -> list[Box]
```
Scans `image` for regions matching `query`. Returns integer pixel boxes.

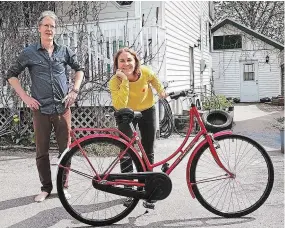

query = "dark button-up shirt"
[6,42,84,114]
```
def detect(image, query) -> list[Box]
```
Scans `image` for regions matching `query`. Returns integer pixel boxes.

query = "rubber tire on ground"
[190,134,274,218]
[202,109,233,133]
[57,137,144,227]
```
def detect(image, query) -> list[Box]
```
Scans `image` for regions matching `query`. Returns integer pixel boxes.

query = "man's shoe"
[63,188,71,200]
[34,191,50,202]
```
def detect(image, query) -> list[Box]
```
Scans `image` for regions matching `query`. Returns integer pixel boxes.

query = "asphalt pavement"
[0,103,283,228]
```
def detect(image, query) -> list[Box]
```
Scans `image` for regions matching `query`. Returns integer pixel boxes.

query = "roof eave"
[211,18,284,50]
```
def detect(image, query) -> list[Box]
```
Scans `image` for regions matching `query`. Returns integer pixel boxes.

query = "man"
[6,11,84,202]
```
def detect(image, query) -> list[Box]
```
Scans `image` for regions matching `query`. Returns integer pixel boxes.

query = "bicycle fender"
[186,130,233,198]
[60,134,147,171]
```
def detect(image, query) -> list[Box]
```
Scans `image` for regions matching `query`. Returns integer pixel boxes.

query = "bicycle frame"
[59,104,234,198]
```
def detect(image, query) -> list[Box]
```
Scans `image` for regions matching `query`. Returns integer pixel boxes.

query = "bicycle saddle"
[114,108,142,124]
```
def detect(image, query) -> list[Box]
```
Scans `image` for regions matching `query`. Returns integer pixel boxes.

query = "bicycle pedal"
[143,201,155,209]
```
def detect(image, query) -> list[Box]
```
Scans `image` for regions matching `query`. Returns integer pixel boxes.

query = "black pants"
[118,106,156,172]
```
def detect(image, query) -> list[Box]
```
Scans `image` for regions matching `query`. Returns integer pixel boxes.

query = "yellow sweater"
[109,66,164,111]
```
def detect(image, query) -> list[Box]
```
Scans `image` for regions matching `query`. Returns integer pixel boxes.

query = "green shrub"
[203,95,233,110]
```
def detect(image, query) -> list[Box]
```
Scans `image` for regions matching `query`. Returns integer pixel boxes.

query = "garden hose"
[159,98,173,138]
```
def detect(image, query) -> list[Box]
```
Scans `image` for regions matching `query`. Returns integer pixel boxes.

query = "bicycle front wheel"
[57,137,144,226]
[190,134,274,217]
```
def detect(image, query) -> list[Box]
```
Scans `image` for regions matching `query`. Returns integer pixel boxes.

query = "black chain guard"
[92,172,172,201]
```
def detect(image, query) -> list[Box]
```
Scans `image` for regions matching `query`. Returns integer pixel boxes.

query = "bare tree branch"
[214,1,284,44]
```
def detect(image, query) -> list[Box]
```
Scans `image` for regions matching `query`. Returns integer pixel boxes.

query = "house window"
[113,40,117,56]
[244,63,255,81]
[116,1,133,6]
[213,35,242,50]
[119,40,124,49]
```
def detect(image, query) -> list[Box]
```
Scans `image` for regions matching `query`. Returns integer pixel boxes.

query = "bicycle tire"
[57,137,144,226]
[190,134,274,217]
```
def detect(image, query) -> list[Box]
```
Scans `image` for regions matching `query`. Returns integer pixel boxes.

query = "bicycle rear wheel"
[57,137,144,226]
[190,134,274,217]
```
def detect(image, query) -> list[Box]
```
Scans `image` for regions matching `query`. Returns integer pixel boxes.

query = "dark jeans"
[118,106,156,172]
[33,108,71,193]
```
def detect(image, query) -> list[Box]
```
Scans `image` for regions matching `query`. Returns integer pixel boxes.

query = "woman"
[109,47,166,165]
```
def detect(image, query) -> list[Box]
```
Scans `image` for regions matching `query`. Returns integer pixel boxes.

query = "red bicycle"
[56,90,274,226]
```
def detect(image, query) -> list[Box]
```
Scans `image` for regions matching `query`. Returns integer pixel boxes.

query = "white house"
[0,1,214,133]
[211,18,284,102]
[54,1,214,114]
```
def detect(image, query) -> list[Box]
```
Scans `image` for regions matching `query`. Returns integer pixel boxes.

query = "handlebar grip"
[169,91,187,100]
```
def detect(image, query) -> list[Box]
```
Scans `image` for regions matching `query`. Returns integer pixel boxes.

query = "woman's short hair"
[113,47,141,76]
[38,11,58,26]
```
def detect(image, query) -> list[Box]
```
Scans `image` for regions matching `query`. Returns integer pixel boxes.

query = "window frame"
[213,35,242,50]
[113,1,133,8]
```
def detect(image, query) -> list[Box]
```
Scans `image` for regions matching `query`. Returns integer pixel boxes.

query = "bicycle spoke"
[57,138,143,225]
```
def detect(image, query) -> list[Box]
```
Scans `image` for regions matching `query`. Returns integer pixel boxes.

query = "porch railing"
[55,18,166,83]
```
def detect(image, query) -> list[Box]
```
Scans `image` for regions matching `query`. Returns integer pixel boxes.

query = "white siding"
[58,2,136,23]
[212,51,241,98]
[141,2,162,26]
[164,1,212,93]
[212,24,282,100]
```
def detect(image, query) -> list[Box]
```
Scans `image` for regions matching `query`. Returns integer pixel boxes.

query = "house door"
[240,61,259,102]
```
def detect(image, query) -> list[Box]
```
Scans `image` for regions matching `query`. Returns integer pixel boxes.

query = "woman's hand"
[159,91,167,99]
[116,69,128,81]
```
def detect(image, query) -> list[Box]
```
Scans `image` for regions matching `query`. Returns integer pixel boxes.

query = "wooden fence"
[0,106,116,143]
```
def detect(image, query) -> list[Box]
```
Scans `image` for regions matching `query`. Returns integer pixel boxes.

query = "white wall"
[163,1,212,92]
[212,24,282,100]
[141,2,162,27]
[58,2,136,23]
[161,1,212,114]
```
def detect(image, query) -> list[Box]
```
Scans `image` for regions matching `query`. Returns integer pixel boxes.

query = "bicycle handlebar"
[168,90,196,100]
